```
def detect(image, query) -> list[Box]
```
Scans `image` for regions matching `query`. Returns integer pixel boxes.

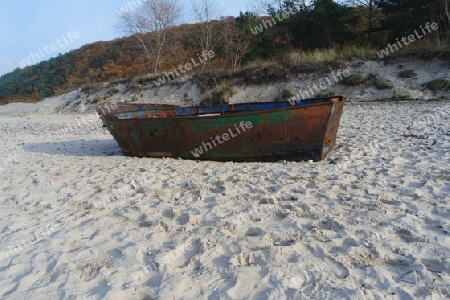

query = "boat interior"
[98,96,344,120]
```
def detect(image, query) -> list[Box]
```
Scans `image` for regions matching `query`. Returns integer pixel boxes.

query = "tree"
[445,0,450,22]
[190,0,221,69]
[378,0,441,42]
[443,0,450,41]
[347,0,381,44]
[116,0,182,74]
[249,0,282,15]
[221,17,252,71]
[275,0,357,49]
[235,12,277,60]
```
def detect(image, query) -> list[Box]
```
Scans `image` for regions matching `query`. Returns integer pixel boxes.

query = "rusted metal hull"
[97,96,346,162]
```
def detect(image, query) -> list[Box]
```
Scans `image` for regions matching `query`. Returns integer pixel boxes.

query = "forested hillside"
[1,0,448,104]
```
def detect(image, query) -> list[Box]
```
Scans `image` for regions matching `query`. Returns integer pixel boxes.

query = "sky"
[0,0,252,76]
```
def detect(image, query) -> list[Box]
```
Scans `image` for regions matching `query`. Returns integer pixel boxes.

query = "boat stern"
[320,95,346,160]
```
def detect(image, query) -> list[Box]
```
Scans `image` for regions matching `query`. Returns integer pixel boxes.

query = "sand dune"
[0,100,449,299]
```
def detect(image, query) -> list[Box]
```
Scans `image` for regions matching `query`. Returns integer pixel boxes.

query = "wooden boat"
[97,95,346,162]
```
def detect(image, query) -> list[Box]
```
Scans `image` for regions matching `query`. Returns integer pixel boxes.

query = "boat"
[97,95,346,162]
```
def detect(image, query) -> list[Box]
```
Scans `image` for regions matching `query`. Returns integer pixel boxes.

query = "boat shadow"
[23,139,122,157]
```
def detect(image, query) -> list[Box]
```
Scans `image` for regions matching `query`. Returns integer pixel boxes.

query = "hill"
[1,0,449,105]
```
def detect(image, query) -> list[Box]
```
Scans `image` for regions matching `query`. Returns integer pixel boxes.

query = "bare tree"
[347,0,380,44]
[443,0,450,41]
[116,0,182,74]
[248,0,277,15]
[248,0,306,15]
[221,17,252,72]
[190,0,220,69]
[444,0,450,20]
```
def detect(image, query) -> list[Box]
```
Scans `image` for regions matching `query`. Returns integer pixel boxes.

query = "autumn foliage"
[0,0,448,104]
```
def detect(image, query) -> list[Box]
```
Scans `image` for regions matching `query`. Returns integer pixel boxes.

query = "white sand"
[0,100,449,299]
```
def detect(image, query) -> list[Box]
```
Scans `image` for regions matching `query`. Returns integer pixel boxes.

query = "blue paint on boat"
[118,98,328,119]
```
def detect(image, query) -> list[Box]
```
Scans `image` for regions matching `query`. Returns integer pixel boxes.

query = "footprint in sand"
[395,227,428,243]
[229,251,262,267]
[421,258,450,274]
[281,261,348,299]
[384,254,414,267]
[245,227,265,237]
[159,239,201,269]
[319,217,345,232]
[74,251,114,280]
[176,213,190,226]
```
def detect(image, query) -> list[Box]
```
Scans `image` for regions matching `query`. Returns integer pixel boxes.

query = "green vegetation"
[0,42,132,104]
[200,81,235,106]
[341,73,373,86]
[315,90,336,98]
[281,88,294,99]
[425,79,450,91]
[0,0,449,104]
[398,69,417,79]
[391,91,409,100]
[374,77,394,90]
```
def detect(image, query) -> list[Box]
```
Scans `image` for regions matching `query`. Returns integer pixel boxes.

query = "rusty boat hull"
[97,95,346,162]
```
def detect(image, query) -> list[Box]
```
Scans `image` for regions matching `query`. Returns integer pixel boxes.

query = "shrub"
[281,88,294,99]
[91,95,102,103]
[374,77,394,90]
[315,91,336,98]
[106,88,119,96]
[200,81,235,106]
[424,79,450,91]
[398,69,417,78]
[392,91,409,100]
[341,73,373,86]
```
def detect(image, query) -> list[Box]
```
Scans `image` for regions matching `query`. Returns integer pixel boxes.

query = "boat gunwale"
[98,96,346,121]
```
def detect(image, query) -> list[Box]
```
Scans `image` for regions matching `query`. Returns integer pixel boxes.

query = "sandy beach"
[0,100,449,299]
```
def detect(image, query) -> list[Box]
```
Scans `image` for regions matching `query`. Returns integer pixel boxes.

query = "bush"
[398,69,417,78]
[374,77,394,90]
[424,79,450,91]
[281,88,294,99]
[341,73,373,86]
[106,88,119,96]
[315,90,336,98]
[200,81,235,106]
[392,91,409,100]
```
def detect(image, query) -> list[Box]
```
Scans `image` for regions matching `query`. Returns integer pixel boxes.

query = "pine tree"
[378,0,442,41]
[273,0,358,49]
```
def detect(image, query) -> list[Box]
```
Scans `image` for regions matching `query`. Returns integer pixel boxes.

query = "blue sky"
[0,0,251,76]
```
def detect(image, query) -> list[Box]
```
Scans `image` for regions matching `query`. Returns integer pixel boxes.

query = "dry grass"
[121,41,449,89]
[240,46,376,71]
[388,37,450,57]
[0,96,39,106]
[243,59,282,71]
[288,46,376,65]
